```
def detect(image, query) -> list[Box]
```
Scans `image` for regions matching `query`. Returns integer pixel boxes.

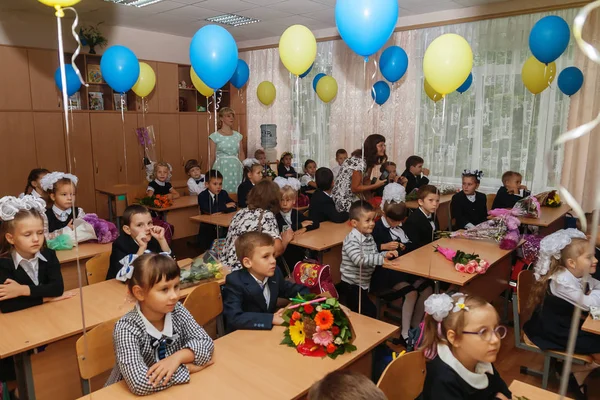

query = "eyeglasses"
[462,326,507,342]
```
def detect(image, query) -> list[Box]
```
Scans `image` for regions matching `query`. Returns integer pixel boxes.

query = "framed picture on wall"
[87,64,103,83]
[89,92,104,110]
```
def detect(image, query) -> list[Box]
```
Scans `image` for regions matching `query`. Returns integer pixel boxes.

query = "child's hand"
[226,202,236,209]
[399,243,406,251]
[301,220,313,227]
[422,168,430,176]
[385,250,399,259]
[376,178,387,188]
[67,220,74,230]
[388,172,397,182]
[272,308,285,325]
[282,229,294,244]
[135,231,150,251]
[294,228,307,237]
[382,242,400,251]
[495,393,509,400]
[150,226,166,241]
[398,176,408,187]
[186,360,214,374]
[146,356,182,387]
[519,185,528,190]
[44,290,77,303]
[0,279,27,300]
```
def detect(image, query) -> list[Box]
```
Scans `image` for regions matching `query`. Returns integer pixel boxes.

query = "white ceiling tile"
[269,15,322,29]
[269,0,331,15]
[242,0,288,5]
[399,7,415,16]
[301,8,335,23]
[171,0,207,4]
[120,1,187,13]
[198,0,259,13]
[160,5,219,19]
[235,7,293,21]
[311,0,335,5]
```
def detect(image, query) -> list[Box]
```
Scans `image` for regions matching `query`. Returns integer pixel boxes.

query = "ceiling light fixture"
[104,0,164,8]
[206,14,260,27]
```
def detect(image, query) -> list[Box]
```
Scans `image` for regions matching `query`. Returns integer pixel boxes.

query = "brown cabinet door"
[158,114,183,180]
[28,49,63,111]
[123,113,144,185]
[157,63,179,113]
[0,46,32,110]
[237,113,248,157]
[179,114,199,172]
[198,114,210,171]
[229,83,247,112]
[135,61,159,113]
[65,113,97,213]
[0,112,36,196]
[33,112,67,172]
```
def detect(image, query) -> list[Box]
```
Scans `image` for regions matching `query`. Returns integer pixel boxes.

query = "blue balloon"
[335,0,398,60]
[313,73,326,92]
[54,64,81,97]
[100,46,139,93]
[456,72,473,94]
[557,66,584,96]
[529,16,570,64]
[190,25,238,90]
[371,81,390,105]
[230,59,249,89]
[300,63,313,78]
[380,46,408,83]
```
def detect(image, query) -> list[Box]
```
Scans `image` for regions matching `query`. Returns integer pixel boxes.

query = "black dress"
[237,179,254,209]
[277,164,297,178]
[45,207,80,234]
[451,191,488,230]
[147,180,172,196]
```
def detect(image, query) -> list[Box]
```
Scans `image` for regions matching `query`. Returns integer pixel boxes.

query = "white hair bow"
[116,254,139,282]
[534,228,587,280]
[274,177,301,191]
[242,158,260,168]
[0,195,47,221]
[381,183,406,210]
[40,172,78,192]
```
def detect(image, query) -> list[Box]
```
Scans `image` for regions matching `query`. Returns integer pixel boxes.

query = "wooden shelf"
[179,87,196,91]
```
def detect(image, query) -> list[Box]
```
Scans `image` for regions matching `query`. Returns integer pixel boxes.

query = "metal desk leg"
[14,352,35,400]
[434,280,440,294]
[107,194,114,224]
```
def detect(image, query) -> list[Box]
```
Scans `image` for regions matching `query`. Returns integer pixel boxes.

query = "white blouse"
[550,268,600,311]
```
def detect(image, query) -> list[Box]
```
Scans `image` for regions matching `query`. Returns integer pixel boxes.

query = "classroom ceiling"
[3,0,510,42]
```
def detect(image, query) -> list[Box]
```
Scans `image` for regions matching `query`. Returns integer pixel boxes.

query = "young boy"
[300,159,318,190]
[198,170,237,215]
[309,167,349,224]
[308,370,387,400]
[401,155,430,193]
[492,171,528,209]
[255,149,276,179]
[222,232,310,332]
[106,205,172,280]
[338,201,398,318]
[185,159,205,196]
[403,185,440,250]
[331,149,348,180]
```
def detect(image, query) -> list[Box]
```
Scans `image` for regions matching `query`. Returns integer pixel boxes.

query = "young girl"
[41,172,86,237]
[419,293,511,400]
[277,152,297,178]
[19,168,50,201]
[524,229,600,397]
[237,158,263,209]
[106,253,214,396]
[209,107,245,193]
[300,159,318,190]
[254,149,276,179]
[146,162,180,199]
[451,169,487,230]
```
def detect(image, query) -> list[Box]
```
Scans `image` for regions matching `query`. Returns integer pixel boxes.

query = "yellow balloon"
[257,81,276,106]
[522,56,556,95]
[279,25,317,76]
[190,68,214,98]
[37,0,81,7]
[132,62,156,98]
[316,76,338,103]
[423,33,473,95]
[424,80,443,103]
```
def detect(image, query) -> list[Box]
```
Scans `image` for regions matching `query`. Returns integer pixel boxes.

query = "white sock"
[412,286,433,328]
[392,282,416,339]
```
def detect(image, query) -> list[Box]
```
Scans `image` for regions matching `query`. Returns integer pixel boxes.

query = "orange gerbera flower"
[314,310,334,330]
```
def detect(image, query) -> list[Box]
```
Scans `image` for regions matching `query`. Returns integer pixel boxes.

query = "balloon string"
[121,94,129,184]
[63,7,87,88]
[368,59,377,113]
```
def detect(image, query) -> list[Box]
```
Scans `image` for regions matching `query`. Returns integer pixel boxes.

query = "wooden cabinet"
[0,46,32,110]
[0,112,36,196]
[65,113,96,213]
[28,49,62,111]
[136,61,159,113]
[179,114,199,171]
[122,113,142,185]
[157,62,179,113]
[33,113,67,172]
[158,114,183,180]
[198,114,210,171]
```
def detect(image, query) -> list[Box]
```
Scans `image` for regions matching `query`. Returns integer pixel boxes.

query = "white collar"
[324,191,333,198]
[550,268,591,290]
[11,251,47,269]
[135,303,174,340]
[381,216,402,229]
[284,166,291,171]
[154,179,166,187]
[437,344,493,389]
[280,209,292,217]
[250,272,269,287]
[419,207,432,218]
[31,190,42,199]
[52,205,71,217]
[209,191,217,199]
[465,193,477,202]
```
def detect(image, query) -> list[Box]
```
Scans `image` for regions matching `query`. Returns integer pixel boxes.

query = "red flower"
[304,304,314,314]
[331,325,340,336]
[292,311,301,321]
[326,343,336,354]
[289,319,296,326]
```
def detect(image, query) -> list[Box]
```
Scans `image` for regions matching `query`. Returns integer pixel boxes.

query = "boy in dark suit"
[403,185,440,250]
[197,169,237,251]
[492,171,528,209]
[222,232,310,332]
[401,155,430,194]
[309,167,349,224]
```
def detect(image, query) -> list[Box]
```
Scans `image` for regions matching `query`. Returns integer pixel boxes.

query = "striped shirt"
[341,228,386,290]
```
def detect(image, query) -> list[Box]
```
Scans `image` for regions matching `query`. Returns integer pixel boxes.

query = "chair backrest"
[86,251,112,285]
[516,269,536,331]
[377,351,426,400]
[229,193,238,203]
[486,193,496,210]
[126,183,148,206]
[76,317,119,381]
[182,281,223,330]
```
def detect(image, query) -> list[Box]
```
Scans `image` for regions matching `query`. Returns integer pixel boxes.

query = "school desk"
[148,195,200,239]
[190,212,234,228]
[406,193,453,231]
[508,379,574,400]
[582,315,600,335]
[76,312,398,400]
[518,203,571,235]
[57,242,112,290]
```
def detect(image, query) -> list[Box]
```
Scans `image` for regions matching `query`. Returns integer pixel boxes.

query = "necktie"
[157,339,167,360]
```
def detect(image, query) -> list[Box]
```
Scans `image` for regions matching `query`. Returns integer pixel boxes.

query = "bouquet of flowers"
[179,251,224,288]
[435,246,490,274]
[451,213,521,250]
[281,293,356,359]
[535,190,561,208]
[137,194,173,209]
[438,184,460,196]
[82,213,119,243]
[489,195,540,218]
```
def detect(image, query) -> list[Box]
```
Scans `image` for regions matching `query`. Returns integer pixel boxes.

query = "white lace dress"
[332,156,366,213]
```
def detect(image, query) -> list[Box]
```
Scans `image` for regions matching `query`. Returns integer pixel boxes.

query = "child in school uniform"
[197,170,236,252]
[40,172,86,237]
[19,168,49,201]
[418,293,511,400]
[331,149,348,181]
[403,185,440,250]
[222,232,310,333]
[237,158,263,209]
[146,162,180,199]
[338,201,398,318]
[300,159,318,191]
[309,168,349,224]
[185,159,205,196]
[401,155,431,194]
[277,152,298,178]
[106,253,214,396]
[106,205,172,280]
[308,370,387,400]
[254,149,276,179]
[451,169,488,230]
[524,229,600,397]
[491,171,528,210]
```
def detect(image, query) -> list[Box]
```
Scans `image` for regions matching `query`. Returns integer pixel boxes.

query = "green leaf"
[344,344,357,352]
[282,314,291,323]
[280,336,294,346]
[326,298,337,306]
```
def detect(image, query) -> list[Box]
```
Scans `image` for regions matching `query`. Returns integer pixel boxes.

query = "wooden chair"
[377,351,426,400]
[513,270,592,389]
[86,251,112,285]
[486,193,496,210]
[182,281,224,339]
[76,317,119,395]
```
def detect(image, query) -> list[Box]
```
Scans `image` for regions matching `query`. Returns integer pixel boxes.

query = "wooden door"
[0,112,36,196]
[122,113,144,185]
[179,114,199,171]
[0,46,32,110]
[157,63,179,113]
[158,114,183,180]
[66,113,97,213]
[33,112,66,172]
[28,49,62,111]
[135,61,159,113]
[198,114,210,171]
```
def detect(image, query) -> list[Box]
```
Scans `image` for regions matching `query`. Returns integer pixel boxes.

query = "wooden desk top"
[405,194,453,210]
[77,312,398,400]
[582,315,600,335]
[190,212,234,228]
[518,203,571,227]
[57,243,112,263]
[508,380,573,400]
[386,237,514,286]
[291,221,352,251]
[96,181,188,197]
[148,196,199,212]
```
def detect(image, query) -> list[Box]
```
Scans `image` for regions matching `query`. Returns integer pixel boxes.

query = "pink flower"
[312,327,334,346]
[505,216,521,231]
[466,260,479,269]
[479,260,490,271]
[465,264,476,274]
[475,265,484,274]
[436,246,457,261]
[455,263,466,273]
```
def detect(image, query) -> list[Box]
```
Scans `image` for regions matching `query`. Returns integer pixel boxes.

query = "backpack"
[406,321,426,352]
[292,260,338,299]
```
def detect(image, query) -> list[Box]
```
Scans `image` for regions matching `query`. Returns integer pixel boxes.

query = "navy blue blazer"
[401,169,430,194]
[491,186,522,210]
[403,208,440,250]
[236,179,254,209]
[222,267,310,333]
[198,189,236,214]
[308,190,349,224]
